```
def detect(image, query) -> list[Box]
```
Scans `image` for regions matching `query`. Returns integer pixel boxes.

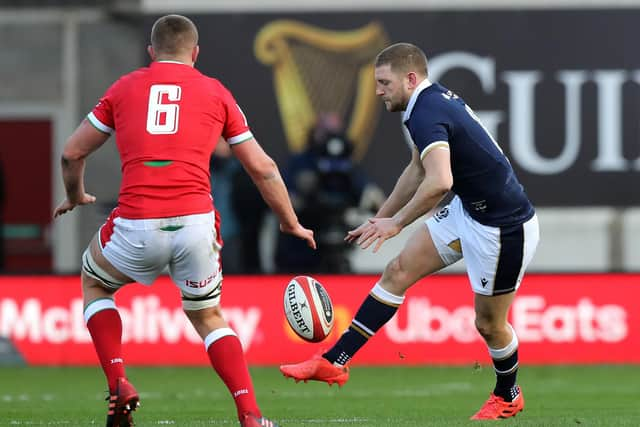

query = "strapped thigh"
[82,248,127,290]
[181,278,223,310]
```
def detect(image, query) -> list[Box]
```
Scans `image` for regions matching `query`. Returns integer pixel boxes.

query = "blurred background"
[1,0,639,276]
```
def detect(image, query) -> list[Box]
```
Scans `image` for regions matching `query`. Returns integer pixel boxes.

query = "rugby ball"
[284,275,334,342]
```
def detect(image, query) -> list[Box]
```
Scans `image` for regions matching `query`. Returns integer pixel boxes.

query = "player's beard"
[384,97,407,113]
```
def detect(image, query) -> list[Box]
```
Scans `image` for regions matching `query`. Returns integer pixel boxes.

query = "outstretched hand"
[344,220,369,243]
[53,193,96,218]
[280,223,317,250]
[345,217,402,253]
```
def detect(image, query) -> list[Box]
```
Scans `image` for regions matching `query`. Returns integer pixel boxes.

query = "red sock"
[206,332,261,419]
[86,308,126,393]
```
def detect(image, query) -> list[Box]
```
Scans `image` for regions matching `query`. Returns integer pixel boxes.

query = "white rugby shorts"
[98,209,223,309]
[426,196,539,296]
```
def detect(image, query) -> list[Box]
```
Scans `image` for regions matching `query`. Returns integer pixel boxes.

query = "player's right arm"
[53,120,109,218]
[345,146,423,243]
[55,78,120,218]
[374,146,424,217]
[231,138,316,250]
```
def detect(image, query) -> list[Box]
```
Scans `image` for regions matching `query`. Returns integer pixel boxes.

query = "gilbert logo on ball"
[284,275,334,342]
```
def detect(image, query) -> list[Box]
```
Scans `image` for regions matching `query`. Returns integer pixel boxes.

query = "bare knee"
[380,256,413,295]
[474,314,509,342]
[184,306,227,339]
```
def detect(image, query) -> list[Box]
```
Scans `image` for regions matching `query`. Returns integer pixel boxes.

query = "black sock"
[324,283,404,366]
[492,349,519,401]
[488,326,520,402]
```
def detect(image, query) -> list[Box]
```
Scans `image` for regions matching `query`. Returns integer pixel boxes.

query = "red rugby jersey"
[87,61,252,219]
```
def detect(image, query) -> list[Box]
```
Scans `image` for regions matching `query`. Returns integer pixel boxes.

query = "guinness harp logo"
[254,20,388,160]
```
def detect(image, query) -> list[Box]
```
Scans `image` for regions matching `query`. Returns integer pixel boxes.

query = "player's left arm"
[53,120,110,218]
[232,137,316,250]
[356,145,452,252]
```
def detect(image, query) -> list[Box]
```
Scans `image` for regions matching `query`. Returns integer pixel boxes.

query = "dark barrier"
[139,10,640,206]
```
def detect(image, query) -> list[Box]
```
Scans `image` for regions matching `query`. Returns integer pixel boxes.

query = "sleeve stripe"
[227,130,253,145]
[420,141,449,160]
[86,112,114,134]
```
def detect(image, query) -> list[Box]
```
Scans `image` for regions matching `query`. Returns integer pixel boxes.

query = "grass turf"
[1,365,639,426]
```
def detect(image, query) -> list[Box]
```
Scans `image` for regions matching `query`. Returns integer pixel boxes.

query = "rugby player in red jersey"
[54,14,314,427]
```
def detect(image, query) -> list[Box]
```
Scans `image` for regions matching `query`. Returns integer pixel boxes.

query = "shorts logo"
[185,273,217,289]
[480,277,489,287]
[434,207,449,222]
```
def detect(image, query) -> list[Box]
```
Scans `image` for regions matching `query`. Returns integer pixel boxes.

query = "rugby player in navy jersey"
[280,42,539,420]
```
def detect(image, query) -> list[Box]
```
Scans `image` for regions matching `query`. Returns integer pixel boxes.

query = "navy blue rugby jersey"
[403,81,534,227]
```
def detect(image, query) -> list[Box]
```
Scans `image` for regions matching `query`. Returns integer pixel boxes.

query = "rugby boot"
[105,377,140,427]
[240,413,280,427]
[280,353,349,387]
[470,386,524,420]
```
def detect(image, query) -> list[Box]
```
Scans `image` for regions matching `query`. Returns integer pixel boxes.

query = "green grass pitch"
[1,365,639,426]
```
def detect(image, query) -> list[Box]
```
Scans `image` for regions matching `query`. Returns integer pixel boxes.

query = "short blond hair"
[150,14,198,55]
[375,43,428,76]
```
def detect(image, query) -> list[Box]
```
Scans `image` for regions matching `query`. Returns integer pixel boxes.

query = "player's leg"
[323,225,445,366]
[81,233,139,426]
[182,289,273,426]
[475,292,521,395]
[183,305,264,422]
[280,220,456,385]
[83,233,133,389]
[470,291,526,420]
[171,212,277,426]
[466,215,539,420]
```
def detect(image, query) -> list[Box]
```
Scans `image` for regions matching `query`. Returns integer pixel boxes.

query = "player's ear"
[406,71,418,89]
[192,45,200,64]
[147,45,155,61]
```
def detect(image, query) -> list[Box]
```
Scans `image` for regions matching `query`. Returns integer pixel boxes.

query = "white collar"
[156,60,187,65]
[402,78,432,122]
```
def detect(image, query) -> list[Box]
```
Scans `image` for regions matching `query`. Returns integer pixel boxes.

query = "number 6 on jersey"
[146,84,181,134]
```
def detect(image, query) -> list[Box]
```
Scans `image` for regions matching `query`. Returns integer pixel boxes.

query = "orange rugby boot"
[105,377,140,427]
[280,353,349,387]
[470,386,524,420]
